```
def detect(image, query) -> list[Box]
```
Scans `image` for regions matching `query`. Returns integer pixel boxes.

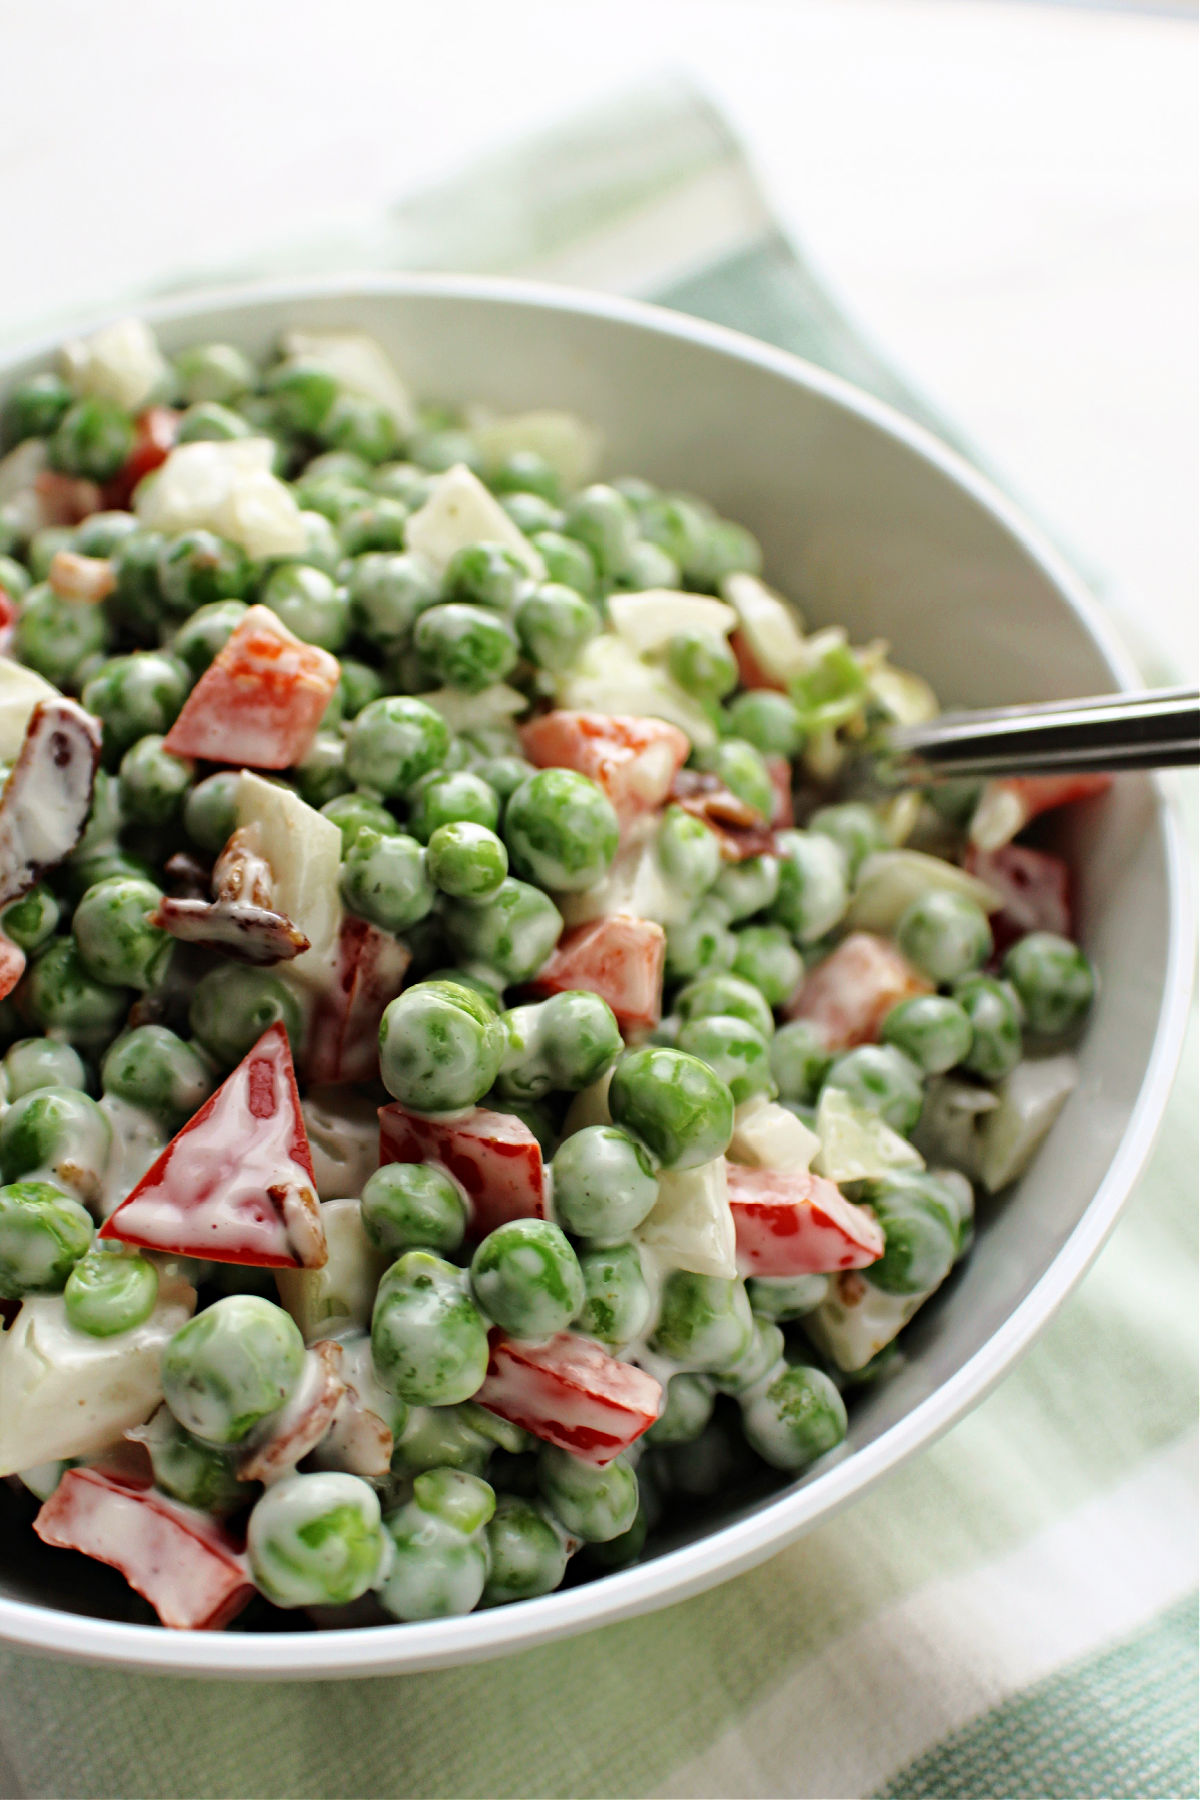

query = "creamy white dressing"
[97,1095,167,1220]
[275,1200,389,1343]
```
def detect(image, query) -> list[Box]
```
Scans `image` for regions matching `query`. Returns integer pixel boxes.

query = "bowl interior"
[0,280,1180,1673]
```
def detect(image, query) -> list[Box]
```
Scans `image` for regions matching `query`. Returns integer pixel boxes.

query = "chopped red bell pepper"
[726,1163,884,1275]
[101,1022,326,1268]
[378,1103,547,1241]
[163,605,338,770]
[34,1464,253,1631]
[786,931,931,1049]
[103,405,181,510]
[530,914,665,1032]
[306,916,412,1086]
[520,710,690,825]
[0,934,25,1001]
[965,842,1073,953]
[476,1331,662,1465]
[969,772,1112,850]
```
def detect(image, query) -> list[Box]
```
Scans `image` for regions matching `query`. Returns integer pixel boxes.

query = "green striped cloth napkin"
[0,82,1194,1800]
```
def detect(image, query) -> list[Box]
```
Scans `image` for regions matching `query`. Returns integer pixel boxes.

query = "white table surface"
[0,0,1194,676]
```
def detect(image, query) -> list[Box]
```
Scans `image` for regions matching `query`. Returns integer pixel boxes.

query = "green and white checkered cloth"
[0,83,1194,1800]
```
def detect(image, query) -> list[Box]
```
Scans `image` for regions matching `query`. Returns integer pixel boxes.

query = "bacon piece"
[103,405,181,509]
[726,1163,884,1275]
[33,468,103,526]
[315,1383,394,1480]
[669,768,778,861]
[163,605,338,770]
[237,1341,344,1483]
[378,1104,546,1241]
[964,842,1073,955]
[151,826,310,965]
[520,711,690,825]
[34,1463,252,1630]
[786,931,932,1050]
[101,1022,326,1268]
[306,916,412,1086]
[0,697,102,906]
[968,773,1112,852]
[766,755,795,828]
[47,550,117,603]
[476,1331,661,1466]
[530,915,665,1032]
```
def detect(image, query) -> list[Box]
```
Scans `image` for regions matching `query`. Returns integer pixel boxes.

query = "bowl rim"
[0,271,1191,1678]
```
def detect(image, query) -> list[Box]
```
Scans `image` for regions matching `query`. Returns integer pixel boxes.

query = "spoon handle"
[876,686,1200,786]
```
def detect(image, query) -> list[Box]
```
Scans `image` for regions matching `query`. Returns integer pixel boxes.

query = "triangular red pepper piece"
[378,1103,547,1242]
[101,1022,326,1268]
[306,916,411,1087]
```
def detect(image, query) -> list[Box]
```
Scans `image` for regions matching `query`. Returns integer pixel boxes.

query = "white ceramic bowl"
[0,276,1190,1677]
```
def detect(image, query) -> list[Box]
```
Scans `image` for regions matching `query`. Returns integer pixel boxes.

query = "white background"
[0,0,1195,672]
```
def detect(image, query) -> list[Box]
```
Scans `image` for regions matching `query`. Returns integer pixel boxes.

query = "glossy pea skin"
[664,903,737,986]
[371,461,433,507]
[530,529,598,598]
[188,963,303,1069]
[503,767,619,894]
[104,529,166,642]
[293,732,352,810]
[724,690,804,759]
[371,1251,490,1406]
[378,980,506,1113]
[183,769,241,854]
[163,1295,305,1445]
[139,1410,251,1515]
[769,1020,832,1105]
[118,734,194,829]
[470,1218,584,1339]
[731,924,804,1008]
[157,530,250,618]
[441,878,563,988]
[1002,932,1096,1037]
[897,890,993,986]
[248,1472,389,1609]
[821,1044,924,1135]
[695,738,774,821]
[64,1247,158,1337]
[515,583,597,671]
[258,561,349,651]
[49,396,133,482]
[360,1163,468,1258]
[3,1037,86,1101]
[550,1126,658,1241]
[667,631,738,703]
[676,1014,776,1106]
[562,485,638,582]
[100,1025,215,1128]
[426,822,509,902]
[770,830,850,944]
[881,994,974,1075]
[858,1170,962,1296]
[745,1272,829,1322]
[501,492,564,536]
[741,1364,847,1470]
[675,972,775,1040]
[264,359,338,434]
[379,1469,495,1621]
[712,1314,786,1396]
[0,1180,94,1299]
[15,584,110,688]
[0,554,31,603]
[347,552,441,649]
[1,883,61,955]
[81,653,189,761]
[610,1047,734,1172]
[574,1240,651,1348]
[345,696,449,799]
[443,543,529,613]
[712,855,780,923]
[23,939,130,1050]
[321,790,400,854]
[495,992,622,1103]
[318,392,400,464]
[656,804,723,895]
[176,401,253,445]
[649,1269,755,1372]
[537,1445,638,1543]
[646,1372,716,1445]
[339,828,434,934]
[954,973,1024,1081]
[0,1085,111,1198]
[72,876,173,992]
[482,1495,569,1606]
[169,598,248,678]
[28,527,76,584]
[172,341,255,405]
[808,803,889,879]
[5,370,73,441]
[407,770,500,845]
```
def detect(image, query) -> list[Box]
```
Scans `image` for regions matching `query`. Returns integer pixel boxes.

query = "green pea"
[1002,932,1096,1037]
[361,1162,468,1258]
[515,582,597,671]
[562,485,638,580]
[954,973,1024,1081]
[172,341,255,405]
[27,527,77,584]
[650,1269,754,1370]
[371,1250,490,1405]
[347,552,441,649]
[3,1037,85,1100]
[249,1472,389,1609]
[471,753,535,807]
[163,1294,304,1445]
[881,994,974,1075]
[664,903,738,985]
[345,696,449,798]
[100,1024,215,1127]
[0,554,31,602]
[104,529,166,642]
[731,924,803,1007]
[482,1495,569,1606]
[73,876,172,992]
[808,802,889,879]
[316,391,399,463]
[620,540,681,590]
[296,476,373,526]
[470,1218,584,1338]
[610,1047,734,1171]
[0,1084,111,1198]
[339,829,434,935]
[137,1408,251,1515]
[0,1179,94,1298]
[411,426,483,474]
[712,854,780,923]
[551,1126,658,1240]
[49,396,133,482]
[117,734,194,829]
[64,1246,158,1337]
[821,1044,924,1135]
[646,1373,715,1444]
[188,963,303,1069]
[15,583,110,687]
[489,450,562,504]
[500,492,562,536]
[408,770,500,844]
[574,1240,651,1347]
[745,1272,829,1322]
[530,529,597,598]
[656,805,723,894]
[5,370,73,441]
[504,768,618,893]
[770,830,850,943]
[423,822,506,902]
[724,689,804,758]
[293,732,352,810]
[537,1444,638,1543]
[413,602,518,693]
[301,449,372,488]
[157,530,250,618]
[441,878,563,988]
[741,1363,847,1470]
[676,1015,776,1106]
[336,658,384,719]
[636,494,710,573]
[82,652,189,761]
[378,979,507,1113]
[371,461,433,507]
[858,1169,962,1295]
[264,359,338,434]
[667,632,738,703]
[675,972,775,1039]
[712,1314,786,1395]
[23,938,130,1050]
[443,543,529,613]
[174,401,252,445]
[315,792,396,857]
[378,1468,494,1620]
[256,561,348,651]
[339,498,412,557]
[897,890,993,985]
[695,738,774,821]
[183,769,241,853]
[73,510,139,558]
[1,883,61,955]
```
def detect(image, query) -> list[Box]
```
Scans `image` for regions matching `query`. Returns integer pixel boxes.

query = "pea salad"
[0,318,1103,1631]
